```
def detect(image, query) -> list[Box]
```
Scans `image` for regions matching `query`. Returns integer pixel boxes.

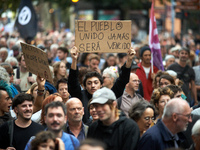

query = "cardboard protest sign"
[21,42,53,83]
[75,20,131,53]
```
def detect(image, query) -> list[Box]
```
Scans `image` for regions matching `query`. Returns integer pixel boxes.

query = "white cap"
[90,87,116,104]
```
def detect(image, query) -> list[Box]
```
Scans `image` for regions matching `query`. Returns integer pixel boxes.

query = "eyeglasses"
[132,80,141,84]
[144,117,154,122]
[176,113,191,119]
[9,73,15,77]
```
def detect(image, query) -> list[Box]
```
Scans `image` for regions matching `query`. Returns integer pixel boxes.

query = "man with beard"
[25,101,79,150]
[0,93,44,150]
[136,45,159,101]
[138,98,192,150]
[167,47,198,106]
[63,98,88,141]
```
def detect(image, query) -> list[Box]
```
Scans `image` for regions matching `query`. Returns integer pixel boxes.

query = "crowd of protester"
[0,28,200,150]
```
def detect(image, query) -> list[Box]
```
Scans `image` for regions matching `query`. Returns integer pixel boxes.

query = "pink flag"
[149,0,164,71]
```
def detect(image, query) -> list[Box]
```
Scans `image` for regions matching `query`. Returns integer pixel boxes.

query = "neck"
[107,84,113,89]
[103,115,119,126]
[56,74,63,80]
[15,118,32,128]
[125,86,135,97]
[0,110,4,116]
[178,60,187,67]
[20,67,27,73]
[68,120,82,128]
[53,131,63,138]
[63,98,69,104]
[162,118,177,135]
[141,62,150,68]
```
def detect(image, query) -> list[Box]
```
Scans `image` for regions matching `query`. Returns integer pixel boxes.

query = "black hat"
[140,46,151,58]
[131,60,139,70]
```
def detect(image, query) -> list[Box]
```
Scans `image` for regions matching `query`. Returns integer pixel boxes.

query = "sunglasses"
[9,73,15,76]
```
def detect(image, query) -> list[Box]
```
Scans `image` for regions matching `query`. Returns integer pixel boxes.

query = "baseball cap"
[90,87,116,104]
[131,60,139,70]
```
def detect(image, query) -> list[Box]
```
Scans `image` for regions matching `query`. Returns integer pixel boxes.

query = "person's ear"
[172,113,178,122]
[14,107,18,114]
[82,107,84,115]
[113,101,117,108]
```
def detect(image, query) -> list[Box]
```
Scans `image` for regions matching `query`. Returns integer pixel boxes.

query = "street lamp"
[72,0,79,3]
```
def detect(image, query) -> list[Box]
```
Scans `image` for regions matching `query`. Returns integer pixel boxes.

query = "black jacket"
[68,64,131,123]
[87,116,140,150]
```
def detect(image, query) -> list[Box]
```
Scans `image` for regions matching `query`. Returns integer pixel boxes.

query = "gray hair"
[7,38,16,49]
[0,66,10,84]
[5,57,19,67]
[129,100,155,122]
[50,44,59,51]
[192,119,200,135]
[162,98,186,118]
[0,47,8,53]
[102,66,119,82]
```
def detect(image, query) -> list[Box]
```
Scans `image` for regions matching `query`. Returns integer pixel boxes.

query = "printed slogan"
[75,20,131,53]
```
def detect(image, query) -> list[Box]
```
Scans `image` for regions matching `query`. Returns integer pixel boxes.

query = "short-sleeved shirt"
[168,63,195,99]
[0,120,44,150]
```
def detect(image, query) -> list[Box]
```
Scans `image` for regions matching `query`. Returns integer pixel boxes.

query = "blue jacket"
[24,131,79,150]
[137,119,184,150]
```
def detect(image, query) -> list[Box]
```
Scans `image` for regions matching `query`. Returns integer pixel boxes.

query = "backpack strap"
[16,68,20,79]
[29,72,32,77]
[7,120,14,147]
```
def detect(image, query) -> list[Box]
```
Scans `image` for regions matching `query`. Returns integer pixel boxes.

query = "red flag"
[149,0,164,71]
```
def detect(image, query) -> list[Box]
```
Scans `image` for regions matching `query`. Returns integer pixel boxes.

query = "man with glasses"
[138,98,192,150]
[118,73,144,117]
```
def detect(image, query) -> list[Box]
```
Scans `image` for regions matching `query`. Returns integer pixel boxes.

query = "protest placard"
[21,42,53,83]
[75,20,131,53]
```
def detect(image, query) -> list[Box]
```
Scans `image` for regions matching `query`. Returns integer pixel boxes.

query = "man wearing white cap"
[87,87,140,150]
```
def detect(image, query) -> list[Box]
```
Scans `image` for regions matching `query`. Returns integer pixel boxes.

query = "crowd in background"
[0,28,200,150]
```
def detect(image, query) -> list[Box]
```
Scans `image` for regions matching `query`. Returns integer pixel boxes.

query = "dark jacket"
[68,64,131,123]
[87,116,140,150]
[137,119,185,150]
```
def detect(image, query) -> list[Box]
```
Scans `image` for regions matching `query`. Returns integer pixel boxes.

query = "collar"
[124,91,136,98]
[160,119,179,142]
[66,121,86,133]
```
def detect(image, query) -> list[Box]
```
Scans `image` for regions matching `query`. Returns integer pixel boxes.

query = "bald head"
[127,73,140,91]
[66,98,83,108]
[66,97,84,123]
